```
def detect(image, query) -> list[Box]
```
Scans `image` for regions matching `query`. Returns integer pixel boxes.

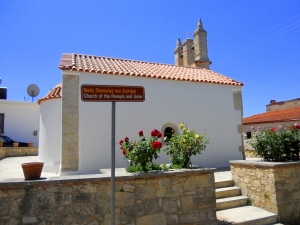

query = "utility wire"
[217,17,300,62]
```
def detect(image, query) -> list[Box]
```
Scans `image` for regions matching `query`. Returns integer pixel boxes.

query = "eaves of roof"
[58,53,243,86]
[243,106,300,125]
[38,83,62,105]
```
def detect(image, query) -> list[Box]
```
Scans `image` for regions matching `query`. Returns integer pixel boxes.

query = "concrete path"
[0,156,261,181]
[0,156,59,181]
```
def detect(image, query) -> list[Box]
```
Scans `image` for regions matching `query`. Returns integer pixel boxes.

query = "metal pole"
[110,102,116,225]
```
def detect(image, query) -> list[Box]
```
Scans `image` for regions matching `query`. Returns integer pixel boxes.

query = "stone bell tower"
[193,19,212,69]
[174,19,212,69]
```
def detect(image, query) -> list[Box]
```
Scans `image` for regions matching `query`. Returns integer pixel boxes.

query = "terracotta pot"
[28,142,34,147]
[21,162,44,180]
[13,142,19,147]
[0,142,3,147]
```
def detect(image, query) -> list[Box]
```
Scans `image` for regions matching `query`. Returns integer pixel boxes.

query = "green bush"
[164,123,209,168]
[250,124,300,161]
[120,129,163,171]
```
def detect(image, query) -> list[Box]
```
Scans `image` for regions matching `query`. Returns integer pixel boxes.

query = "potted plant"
[28,142,34,147]
[0,140,3,147]
[21,162,44,180]
[13,142,19,147]
[164,123,209,168]
[120,129,163,172]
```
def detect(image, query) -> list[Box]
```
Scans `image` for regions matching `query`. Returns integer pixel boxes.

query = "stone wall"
[0,147,38,160]
[244,150,259,158]
[266,98,300,111]
[230,160,300,224]
[0,169,217,225]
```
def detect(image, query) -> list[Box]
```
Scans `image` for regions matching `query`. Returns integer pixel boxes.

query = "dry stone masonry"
[0,147,38,160]
[230,160,300,224]
[0,169,217,225]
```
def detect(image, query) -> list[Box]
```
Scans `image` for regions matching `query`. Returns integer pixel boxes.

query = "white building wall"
[0,100,39,146]
[77,72,243,174]
[243,121,300,133]
[38,99,61,173]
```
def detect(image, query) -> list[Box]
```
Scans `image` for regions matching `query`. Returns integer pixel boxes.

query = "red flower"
[152,141,162,149]
[119,140,123,145]
[151,129,161,137]
[157,132,162,138]
[122,149,126,155]
[138,130,144,136]
[271,128,277,132]
[125,137,129,142]
[151,130,156,137]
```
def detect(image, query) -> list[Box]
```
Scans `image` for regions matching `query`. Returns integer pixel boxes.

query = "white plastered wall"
[243,121,300,151]
[0,100,39,145]
[38,98,61,173]
[76,72,243,174]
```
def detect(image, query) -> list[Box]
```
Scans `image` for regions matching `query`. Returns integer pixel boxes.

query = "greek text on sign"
[81,85,145,102]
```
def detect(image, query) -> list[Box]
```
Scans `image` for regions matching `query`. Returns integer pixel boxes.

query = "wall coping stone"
[0,167,216,188]
[230,160,300,168]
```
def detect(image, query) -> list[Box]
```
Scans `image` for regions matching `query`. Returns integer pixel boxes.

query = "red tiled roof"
[38,83,62,105]
[243,107,300,125]
[58,53,243,86]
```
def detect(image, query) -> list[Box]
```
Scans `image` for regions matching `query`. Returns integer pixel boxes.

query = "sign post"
[81,85,145,225]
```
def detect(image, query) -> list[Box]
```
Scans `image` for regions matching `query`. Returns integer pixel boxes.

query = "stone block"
[0,190,8,198]
[158,178,171,189]
[162,199,177,212]
[196,173,214,188]
[0,198,9,216]
[166,184,183,197]
[115,192,135,207]
[180,195,194,211]
[144,199,159,214]
[95,185,110,200]
[146,179,157,186]
[167,214,178,224]
[135,185,155,200]
[282,167,296,178]
[156,188,166,197]
[120,204,144,221]
[179,212,200,223]
[92,200,110,215]
[136,213,167,225]
[78,185,97,192]
[22,217,37,224]
[183,177,196,191]
[123,184,135,193]
[55,192,72,205]
[74,192,91,204]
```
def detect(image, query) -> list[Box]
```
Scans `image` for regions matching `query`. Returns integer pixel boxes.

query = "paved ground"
[0,156,262,182]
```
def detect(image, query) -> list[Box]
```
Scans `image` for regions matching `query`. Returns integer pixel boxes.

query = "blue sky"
[0,1,299,117]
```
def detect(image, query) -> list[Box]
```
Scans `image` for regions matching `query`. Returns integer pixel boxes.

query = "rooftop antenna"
[26,84,40,102]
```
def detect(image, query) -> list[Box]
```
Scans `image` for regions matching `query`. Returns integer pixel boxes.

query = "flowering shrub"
[250,124,300,161]
[164,123,209,168]
[120,129,163,171]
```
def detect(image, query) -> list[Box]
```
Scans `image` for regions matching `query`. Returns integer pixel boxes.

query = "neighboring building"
[243,98,300,151]
[38,20,244,175]
[0,99,40,146]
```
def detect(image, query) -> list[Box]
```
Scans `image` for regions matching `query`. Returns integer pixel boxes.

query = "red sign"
[81,85,145,102]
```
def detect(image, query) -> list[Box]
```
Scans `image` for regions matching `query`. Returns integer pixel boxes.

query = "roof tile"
[38,83,62,105]
[243,106,300,125]
[58,53,243,86]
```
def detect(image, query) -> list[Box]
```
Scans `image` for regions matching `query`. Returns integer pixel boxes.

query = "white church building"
[38,20,244,175]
